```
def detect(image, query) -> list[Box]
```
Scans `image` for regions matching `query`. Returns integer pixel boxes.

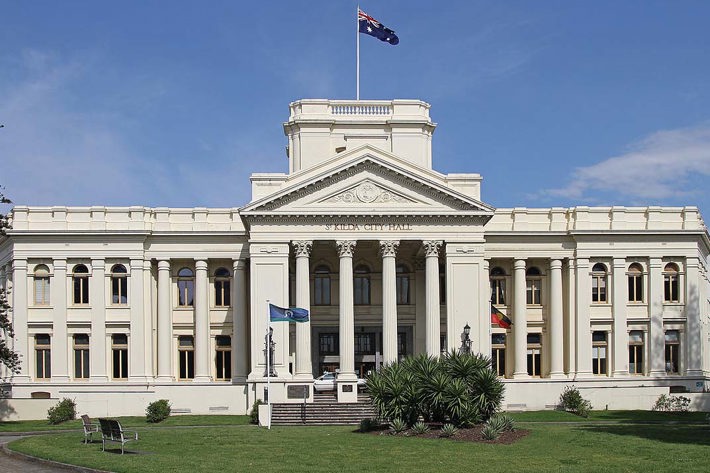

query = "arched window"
[396,264,410,305]
[314,265,331,306]
[214,268,231,307]
[627,263,644,303]
[526,267,542,305]
[72,264,89,305]
[111,264,128,305]
[33,264,50,306]
[490,267,506,305]
[177,268,195,307]
[354,264,371,305]
[663,263,680,302]
[591,263,608,303]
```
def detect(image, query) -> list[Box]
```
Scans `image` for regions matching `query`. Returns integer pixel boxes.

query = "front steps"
[271,393,377,425]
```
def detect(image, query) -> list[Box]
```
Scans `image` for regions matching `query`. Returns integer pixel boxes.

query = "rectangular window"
[628,330,644,375]
[354,276,370,305]
[314,274,331,305]
[35,334,51,379]
[34,277,50,305]
[527,333,542,377]
[73,334,90,379]
[178,279,194,306]
[526,279,541,305]
[111,276,128,305]
[491,333,506,377]
[628,273,643,302]
[73,277,89,304]
[214,280,230,307]
[397,332,407,357]
[354,333,375,355]
[396,274,410,305]
[319,333,338,356]
[665,330,680,374]
[179,336,195,380]
[215,335,231,380]
[112,334,128,379]
[592,331,607,375]
[592,276,607,303]
[490,279,506,305]
[664,275,679,302]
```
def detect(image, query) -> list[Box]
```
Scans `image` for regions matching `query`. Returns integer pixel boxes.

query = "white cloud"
[545,125,710,203]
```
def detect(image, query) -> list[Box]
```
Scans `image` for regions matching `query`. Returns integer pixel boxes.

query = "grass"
[7,415,710,473]
[509,409,708,423]
[0,415,251,433]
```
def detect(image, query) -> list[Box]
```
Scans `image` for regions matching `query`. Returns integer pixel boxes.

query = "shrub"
[481,423,500,441]
[389,418,408,435]
[359,418,380,432]
[249,399,264,424]
[497,414,516,432]
[558,386,592,417]
[47,398,76,425]
[411,421,430,435]
[368,351,505,426]
[652,394,690,412]
[146,399,171,423]
[486,414,507,433]
[439,423,458,438]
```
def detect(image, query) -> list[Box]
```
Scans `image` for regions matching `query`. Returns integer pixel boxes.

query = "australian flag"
[358,9,399,45]
[269,303,309,323]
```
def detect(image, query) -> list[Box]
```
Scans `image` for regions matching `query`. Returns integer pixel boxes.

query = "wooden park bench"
[98,418,139,454]
[81,414,100,444]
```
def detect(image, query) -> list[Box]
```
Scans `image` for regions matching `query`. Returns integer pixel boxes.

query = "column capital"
[612,258,627,269]
[575,257,590,269]
[195,259,208,271]
[11,258,28,271]
[336,240,356,258]
[233,258,247,271]
[514,258,526,270]
[379,240,399,257]
[550,259,562,270]
[158,260,171,271]
[291,240,313,258]
[422,240,442,257]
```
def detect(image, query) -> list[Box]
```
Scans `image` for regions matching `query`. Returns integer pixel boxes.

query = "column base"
[612,370,629,378]
[156,376,174,382]
[337,381,358,403]
[292,373,314,381]
[193,376,212,383]
[649,370,666,377]
[512,372,529,379]
[549,371,567,380]
[90,376,110,383]
[573,370,594,380]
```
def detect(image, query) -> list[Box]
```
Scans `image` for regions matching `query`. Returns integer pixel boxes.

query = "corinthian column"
[513,258,528,378]
[423,241,442,356]
[157,260,172,380]
[292,241,313,379]
[336,240,357,381]
[549,259,564,378]
[194,260,210,382]
[380,240,400,364]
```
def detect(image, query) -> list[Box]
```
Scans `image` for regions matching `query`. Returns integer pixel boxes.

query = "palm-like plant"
[470,367,505,421]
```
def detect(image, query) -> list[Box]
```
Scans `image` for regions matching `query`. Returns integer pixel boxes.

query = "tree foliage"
[0,187,20,377]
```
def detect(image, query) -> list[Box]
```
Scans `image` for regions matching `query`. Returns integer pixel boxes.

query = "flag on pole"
[358,9,399,45]
[269,303,309,323]
[491,303,512,329]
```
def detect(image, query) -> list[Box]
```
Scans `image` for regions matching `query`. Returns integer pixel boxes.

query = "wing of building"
[1,99,709,418]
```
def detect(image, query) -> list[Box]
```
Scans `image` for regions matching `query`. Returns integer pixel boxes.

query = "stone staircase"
[270,393,377,425]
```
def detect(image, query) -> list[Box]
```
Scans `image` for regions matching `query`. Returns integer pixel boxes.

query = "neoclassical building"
[1,99,709,417]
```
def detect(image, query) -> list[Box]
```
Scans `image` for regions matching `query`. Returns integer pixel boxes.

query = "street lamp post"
[460,323,472,354]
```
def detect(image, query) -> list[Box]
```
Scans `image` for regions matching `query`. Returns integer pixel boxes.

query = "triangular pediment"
[241,146,495,218]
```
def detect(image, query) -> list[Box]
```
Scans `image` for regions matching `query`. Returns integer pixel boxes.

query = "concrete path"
[0,435,98,472]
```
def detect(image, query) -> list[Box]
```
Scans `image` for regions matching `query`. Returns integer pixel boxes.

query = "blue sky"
[1,1,709,218]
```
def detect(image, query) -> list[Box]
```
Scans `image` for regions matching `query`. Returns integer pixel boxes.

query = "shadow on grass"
[576,423,710,446]
[590,410,708,423]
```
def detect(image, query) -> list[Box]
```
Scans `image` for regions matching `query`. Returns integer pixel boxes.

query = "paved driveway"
[0,435,94,472]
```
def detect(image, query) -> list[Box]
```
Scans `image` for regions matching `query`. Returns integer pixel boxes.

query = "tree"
[0,187,20,377]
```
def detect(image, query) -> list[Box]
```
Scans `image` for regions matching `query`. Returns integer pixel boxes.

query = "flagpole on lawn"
[356,4,360,100]
[266,299,271,430]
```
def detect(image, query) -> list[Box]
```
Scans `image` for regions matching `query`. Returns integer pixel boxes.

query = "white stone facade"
[1,99,709,418]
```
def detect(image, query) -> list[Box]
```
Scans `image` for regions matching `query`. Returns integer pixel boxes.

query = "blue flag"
[359,9,399,45]
[269,303,309,323]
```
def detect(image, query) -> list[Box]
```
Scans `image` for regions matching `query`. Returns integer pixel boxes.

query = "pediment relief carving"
[319,180,417,205]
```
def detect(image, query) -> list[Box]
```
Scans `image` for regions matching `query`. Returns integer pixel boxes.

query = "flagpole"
[356,4,360,100]
[266,299,271,430]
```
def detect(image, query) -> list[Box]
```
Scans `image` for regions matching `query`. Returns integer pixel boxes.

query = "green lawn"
[0,415,250,432]
[7,416,710,473]
[508,409,708,423]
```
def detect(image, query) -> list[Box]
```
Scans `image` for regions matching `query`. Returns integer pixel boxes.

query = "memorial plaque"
[342,384,353,393]
[287,385,310,399]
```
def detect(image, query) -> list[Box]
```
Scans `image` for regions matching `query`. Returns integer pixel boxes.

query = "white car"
[313,372,367,392]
